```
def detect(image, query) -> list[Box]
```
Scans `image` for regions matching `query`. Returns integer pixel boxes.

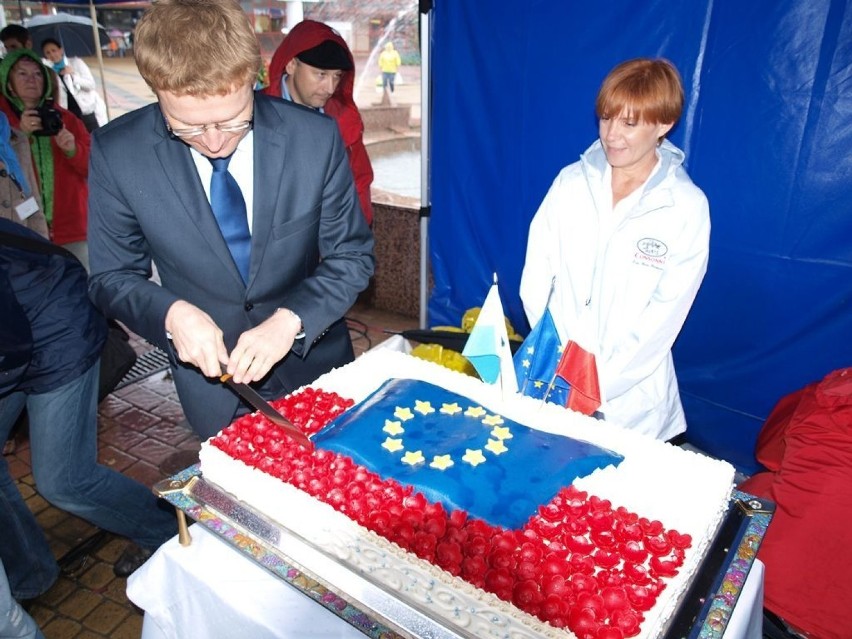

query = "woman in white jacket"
[41,38,107,131]
[520,58,710,441]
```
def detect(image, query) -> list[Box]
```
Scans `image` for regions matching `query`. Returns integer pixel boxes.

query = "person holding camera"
[0,49,90,270]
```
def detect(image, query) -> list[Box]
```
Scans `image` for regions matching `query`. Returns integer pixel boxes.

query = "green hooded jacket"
[0,48,57,224]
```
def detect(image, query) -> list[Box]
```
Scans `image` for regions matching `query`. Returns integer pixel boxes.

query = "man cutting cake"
[87,0,375,441]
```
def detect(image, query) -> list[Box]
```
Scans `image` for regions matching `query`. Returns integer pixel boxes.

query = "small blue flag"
[462,279,518,393]
[513,308,570,405]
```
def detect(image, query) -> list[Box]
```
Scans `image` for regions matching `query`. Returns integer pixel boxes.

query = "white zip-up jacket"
[520,139,710,440]
[51,56,108,126]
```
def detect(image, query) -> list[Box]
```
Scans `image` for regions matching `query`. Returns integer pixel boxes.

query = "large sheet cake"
[200,346,735,638]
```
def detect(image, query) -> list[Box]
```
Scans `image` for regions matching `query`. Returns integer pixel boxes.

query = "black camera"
[32,103,63,137]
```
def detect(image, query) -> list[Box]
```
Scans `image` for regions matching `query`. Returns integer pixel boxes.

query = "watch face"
[279,308,304,338]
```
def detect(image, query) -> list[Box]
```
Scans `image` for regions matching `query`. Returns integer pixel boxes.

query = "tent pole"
[418,1,432,330]
[88,0,111,120]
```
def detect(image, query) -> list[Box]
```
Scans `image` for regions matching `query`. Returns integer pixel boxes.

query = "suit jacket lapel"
[249,97,287,279]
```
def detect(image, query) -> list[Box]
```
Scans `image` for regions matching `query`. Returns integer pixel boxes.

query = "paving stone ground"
[7,303,416,639]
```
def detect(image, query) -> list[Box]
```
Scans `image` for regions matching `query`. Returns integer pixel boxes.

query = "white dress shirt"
[191,130,255,232]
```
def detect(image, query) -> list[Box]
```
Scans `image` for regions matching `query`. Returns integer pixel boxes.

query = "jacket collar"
[149,94,289,288]
[581,138,685,178]
[580,138,685,214]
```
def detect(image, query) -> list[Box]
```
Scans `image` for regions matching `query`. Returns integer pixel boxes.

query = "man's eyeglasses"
[166,119,253,139]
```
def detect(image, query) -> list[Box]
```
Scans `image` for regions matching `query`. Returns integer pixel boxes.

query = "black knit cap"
[296,40,353,71]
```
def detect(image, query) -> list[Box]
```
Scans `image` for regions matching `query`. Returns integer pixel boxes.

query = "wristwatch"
[279,308,305,340]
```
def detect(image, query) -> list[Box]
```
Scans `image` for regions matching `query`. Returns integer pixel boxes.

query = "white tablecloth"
[128,523,764,639]
[127,525,361,639]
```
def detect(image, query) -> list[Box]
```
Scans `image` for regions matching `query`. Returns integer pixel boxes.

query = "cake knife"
[219,373,314,450]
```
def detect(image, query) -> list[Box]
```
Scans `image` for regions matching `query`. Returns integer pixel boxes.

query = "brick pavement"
[5,304,417,639]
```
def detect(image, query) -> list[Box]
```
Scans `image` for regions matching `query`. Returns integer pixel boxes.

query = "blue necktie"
[209,155,250,283]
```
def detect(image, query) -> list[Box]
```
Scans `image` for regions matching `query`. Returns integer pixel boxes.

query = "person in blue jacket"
[0,219,176,598]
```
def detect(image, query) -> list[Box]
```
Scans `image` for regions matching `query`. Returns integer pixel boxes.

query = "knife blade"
[220,374,314,450]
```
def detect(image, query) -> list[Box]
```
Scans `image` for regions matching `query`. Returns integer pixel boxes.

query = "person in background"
[0,24,31,52]
[0,109,44,458]
[87,0,374,441]
[0,218,177,590]
[0,110,45,237]
[0,49,91,270]
[266,20,374,226]
[0,25,66,114]
[519,58,710,441]
[41,37,108,132]
[378,41,402,94]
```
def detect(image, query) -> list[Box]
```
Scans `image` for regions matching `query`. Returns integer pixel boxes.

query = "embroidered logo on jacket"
[637,238,668,257]
[634,238,668,269]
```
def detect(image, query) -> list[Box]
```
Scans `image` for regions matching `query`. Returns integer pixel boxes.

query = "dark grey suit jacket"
[87,93,375,438]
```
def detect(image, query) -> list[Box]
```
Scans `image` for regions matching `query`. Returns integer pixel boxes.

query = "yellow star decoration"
[491,426,513,440]
[485,438,509,455]
[382,400,514,471]
[401,450,425,466]
[440,402,462,415]
[394,406,414,421]
[462,449,487,467]
[382,437,404,453]
[383,420,404,436]
[429,454,454,470]
[482,414,504,426]
[533,380,545,389]
[414,400,435,415]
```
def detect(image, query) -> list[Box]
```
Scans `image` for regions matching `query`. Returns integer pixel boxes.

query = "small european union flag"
[513,308,570,405]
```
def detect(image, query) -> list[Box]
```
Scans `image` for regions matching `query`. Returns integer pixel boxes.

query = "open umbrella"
[25,13,110,58]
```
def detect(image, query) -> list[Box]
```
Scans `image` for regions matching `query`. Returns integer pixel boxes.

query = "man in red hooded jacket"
[266,20,374,225]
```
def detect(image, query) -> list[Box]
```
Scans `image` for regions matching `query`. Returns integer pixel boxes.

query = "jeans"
[382,71,396,92]
[0,558,44,639]
[0,362,176,599]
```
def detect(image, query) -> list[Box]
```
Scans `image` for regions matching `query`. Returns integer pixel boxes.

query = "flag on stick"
[554,340,601,415]
[462,276,518,394]
[513,308,570,405]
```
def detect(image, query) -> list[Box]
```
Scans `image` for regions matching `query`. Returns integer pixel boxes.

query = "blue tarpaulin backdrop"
[427,1,852,473]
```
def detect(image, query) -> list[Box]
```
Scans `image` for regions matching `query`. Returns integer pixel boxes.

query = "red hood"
[265,20,363,146]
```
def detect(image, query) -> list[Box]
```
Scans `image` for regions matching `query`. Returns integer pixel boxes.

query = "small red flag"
[554,340,601,415]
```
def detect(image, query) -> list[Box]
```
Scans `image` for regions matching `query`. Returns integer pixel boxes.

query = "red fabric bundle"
[739,367,852,639]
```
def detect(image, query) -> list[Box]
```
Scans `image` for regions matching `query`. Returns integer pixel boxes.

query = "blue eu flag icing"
[313,379,623,529]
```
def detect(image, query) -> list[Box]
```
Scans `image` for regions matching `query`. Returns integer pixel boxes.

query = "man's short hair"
[0,24,30,48]
[296,40,353,71]
[134,0,260,96]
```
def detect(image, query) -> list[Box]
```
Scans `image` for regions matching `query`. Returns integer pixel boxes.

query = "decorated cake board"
[154,467,772,639]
